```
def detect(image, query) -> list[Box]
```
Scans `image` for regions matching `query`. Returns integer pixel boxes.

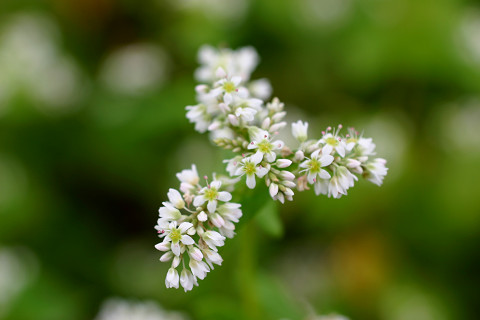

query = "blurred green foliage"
[1,0,480,319]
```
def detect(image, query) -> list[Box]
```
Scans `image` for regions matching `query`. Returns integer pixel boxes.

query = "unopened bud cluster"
[156,45,388,291]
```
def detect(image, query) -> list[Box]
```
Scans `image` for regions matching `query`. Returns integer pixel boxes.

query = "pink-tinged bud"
[197,211,208,222]
[155,242,170,251]
[347,159,361,168]
[272,111,286,122]
[283,180,296,188]
[270,122,286,132]
[262,117,271,130]
[172,256,181,268]
[210,213,225,228]
[280,171,295,181]
[189,247,204,261]
[284,188,294,196]
[269,183,279,197]
[228,114,239,126]
[195,84,208,94]
[160,251,173,262]
[276,159,292,168]
[294,150,305,162]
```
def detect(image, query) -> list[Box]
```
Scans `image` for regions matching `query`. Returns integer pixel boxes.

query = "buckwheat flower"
[193,180,232,213]
[202,230,226,251]
[248,130,285,163]
[189,259,210,280]
[358,137,376,156]
[211,74,248,105]
[234,156,269,189]
[276,159,292,168]
[180,269,197,292]
[165,268,179,289]
[292,120,309,142]
[160,221,195,256]
[320,132,347,157]
[328,166,357,198]
[235,106,257,122]
[249,78,272,100]
[224,156,242,176]
[300,149,334,184]
[167,189,184,209]
[186,104,211,133]
[365,158,388,186]
[176,164,199,187]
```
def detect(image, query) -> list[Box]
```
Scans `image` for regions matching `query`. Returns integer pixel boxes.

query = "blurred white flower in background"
[0,13,85,114]
[0,246,38,318]
[458,8,480,66]
[167,0,249,22]
[99,44,169,96]
[94,298,188,320]
[295,0,353,30]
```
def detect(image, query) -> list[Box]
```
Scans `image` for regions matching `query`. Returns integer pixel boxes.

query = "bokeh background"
[1,0,480,319]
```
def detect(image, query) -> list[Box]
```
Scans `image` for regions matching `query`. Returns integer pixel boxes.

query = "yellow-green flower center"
[223,81,236,93]
[308,159,321,173]
[326,137,338,146]
[170,229,181,243]
[204,187,218,201]
[347,138,357,144]
[257,140,272,153]
[243,162,257,175]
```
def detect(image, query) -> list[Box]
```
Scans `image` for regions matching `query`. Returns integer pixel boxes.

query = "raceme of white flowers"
[155,45,388,291]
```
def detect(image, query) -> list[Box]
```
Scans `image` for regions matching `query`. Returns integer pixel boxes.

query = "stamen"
[327,126,332,131]
[322,131,325,135]
[338,124,343,129]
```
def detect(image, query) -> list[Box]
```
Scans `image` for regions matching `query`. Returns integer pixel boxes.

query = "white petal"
[232,76,242,86]
[311,149,321,158]
[256,167,269,178]
[322,144,333,155]
[171,242,181,256]
[179,222,194,233]
[197,211,208,222]
[269,183,279,197]
[210,180,222,189]
[320,154,334,167]
[247,141,257,150]
[307,171,316,184]
[272,140,284,150]
[224,92,232,105]
[193,195,206,207]
[181,235,195,245]
[319,169,331,179]
[246,174,256,189]
[216,67,227,78]
[207,200,217,213]
[251,151,263,164]
[265,151,276,162]
[337,145,345,157]
[217,191,232,202]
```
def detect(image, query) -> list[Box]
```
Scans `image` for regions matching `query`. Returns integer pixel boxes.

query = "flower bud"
[294,150,305,162]
[275,159,292,168]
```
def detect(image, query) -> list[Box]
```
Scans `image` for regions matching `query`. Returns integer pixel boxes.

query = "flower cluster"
[156,45,388,291]
[155,165,242,292]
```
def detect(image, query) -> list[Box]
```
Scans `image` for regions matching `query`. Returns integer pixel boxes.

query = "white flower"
[180,269,197,292]
[328,166,358,198]
[186,104,211,133]
[358,137,376,156]
[275,159,292,168]
[248,130,285,163]
[189,259,210,280]
[202,230,225,251]
[165,268,179,289]
[176,164,199,192]
[291,120,308,142]
[223,156,242,176]
[365,158,388,186]
[234,156,269,189]
[158,221,195,256]
[216,202,242,238]
[193,180,232,213]
[320,132,348,157]
[211,74,248,105]
[248,78,272,100]
[167,189,184,209]
[235,106,257,122]
[300,149,334,184]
